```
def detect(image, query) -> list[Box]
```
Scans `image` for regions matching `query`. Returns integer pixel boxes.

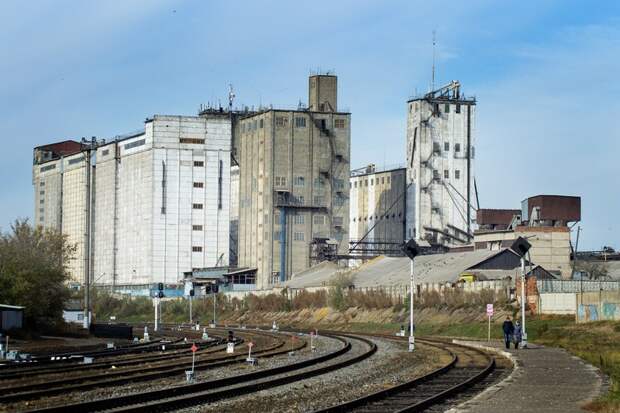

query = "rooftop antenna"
[228,84,235,111]
[431,30,436,93]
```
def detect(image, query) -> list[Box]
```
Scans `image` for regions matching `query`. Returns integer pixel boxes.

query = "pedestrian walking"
[502,316,514,349]
[513,320,523,349]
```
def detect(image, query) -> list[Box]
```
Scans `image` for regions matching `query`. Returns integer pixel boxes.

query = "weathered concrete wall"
[576,290,620,322]
[538,293,576,315]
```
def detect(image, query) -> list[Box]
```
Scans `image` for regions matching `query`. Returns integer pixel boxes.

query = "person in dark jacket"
[513,320,523,349]
[502,316,514,349]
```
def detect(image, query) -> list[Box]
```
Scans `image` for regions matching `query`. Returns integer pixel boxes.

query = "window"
[333,217,344,226]
[455,170,461,179]
[39,181,45,187]
[180,138,205,144]
[334,178,345,189]
[192,203,203,209]
[456,104,461,114]
[433,170,440,180]
[253,120,257,130]
[354,181,357,188]
[313,215,325,225]
[193,225,203,231]
[193,182,204,188]
[387,176,391,183]
[433,142,441,153]
[293,176,305,186]
[276,117,288,127]
[444,103,450,113]
[334,119,346,128]
[434,103,439,113]
[294,232,305,241]
[295,117,306,128]
[40,164,56,172]
[192,246,203,252]
[314,177,325,188]
[444,170,449,179]
[193,161,204,167]
[39,190,45,195]
[313,195,324,206]
[124,139,146,150]
[334,196,345,207]
[365,180,368,187]
[294,215,305,225]
[102,149,110,156]
[274,230,281,239]
[455,143,461,152]
[370,179,374,186]
[275,176,287,187]
[381,177,385,184]
[297,195,304,205]
[335,232,343,241]
[39,208,44,213]
[444,142,450,151]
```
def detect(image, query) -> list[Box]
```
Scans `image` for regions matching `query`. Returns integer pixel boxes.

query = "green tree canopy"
[0,219,75,329]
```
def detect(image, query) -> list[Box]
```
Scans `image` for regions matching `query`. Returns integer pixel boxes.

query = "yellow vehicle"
[458,272,478,283]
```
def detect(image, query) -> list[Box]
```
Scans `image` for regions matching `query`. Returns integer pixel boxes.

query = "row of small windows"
[409,102,465,114]
[192,225,203,231]
[352,212,402,222]
[432,142,474,157]
[68,156,84,165]
[434,169,461,180]
[40,164,56,173]
[194,161,204,167]
[352,175,395,188]
[193,182,204,188]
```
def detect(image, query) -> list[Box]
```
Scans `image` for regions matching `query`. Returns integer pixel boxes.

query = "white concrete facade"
[406,89,477,246]
[349,167,406,244]
[33,151,89,284]
[34,115,231,288]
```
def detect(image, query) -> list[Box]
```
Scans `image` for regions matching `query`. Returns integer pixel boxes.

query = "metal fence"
[537,280,620,293]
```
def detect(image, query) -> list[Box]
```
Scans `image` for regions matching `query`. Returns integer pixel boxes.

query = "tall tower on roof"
[308,74,337,112]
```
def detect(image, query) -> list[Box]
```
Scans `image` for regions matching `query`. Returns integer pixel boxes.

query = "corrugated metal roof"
[284,249,506,288]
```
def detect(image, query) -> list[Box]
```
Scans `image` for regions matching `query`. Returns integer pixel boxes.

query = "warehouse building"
[406,81,477,247]
[349,164,407,255]
[236,74,351,288]
[33,115,231,290]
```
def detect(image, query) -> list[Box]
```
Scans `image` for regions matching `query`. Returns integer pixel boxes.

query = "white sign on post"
[227,342,235,354]
[486,303,494,342]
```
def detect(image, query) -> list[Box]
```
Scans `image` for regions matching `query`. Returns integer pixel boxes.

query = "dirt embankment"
[217,306,513,328]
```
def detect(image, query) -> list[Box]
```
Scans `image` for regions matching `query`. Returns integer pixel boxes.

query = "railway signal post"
[402,239,420,352]
[511,236,532,349]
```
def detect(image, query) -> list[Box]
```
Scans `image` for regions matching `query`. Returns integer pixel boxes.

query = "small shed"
[0,304,24,331]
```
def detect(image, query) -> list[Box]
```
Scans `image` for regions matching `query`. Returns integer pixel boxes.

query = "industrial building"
[474,195,581,279]
[349,164,407,255]
[236,74,351,288]
[33,114,231,290]
[33,140,91,284]
[406,81,477,247]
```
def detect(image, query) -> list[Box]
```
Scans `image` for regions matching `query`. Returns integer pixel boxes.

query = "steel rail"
[22,334,372,413]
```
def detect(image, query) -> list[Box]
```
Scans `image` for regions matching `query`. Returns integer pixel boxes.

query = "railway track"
[0,328,286,404]
[314,334,497,413]
[13,333,374,413]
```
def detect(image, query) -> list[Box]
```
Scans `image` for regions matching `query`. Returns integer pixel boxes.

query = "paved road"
[450,341,607,413]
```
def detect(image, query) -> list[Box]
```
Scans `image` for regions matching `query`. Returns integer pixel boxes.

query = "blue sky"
[1,1,618,250]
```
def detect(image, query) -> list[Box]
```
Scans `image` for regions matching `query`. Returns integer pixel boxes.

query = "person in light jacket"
[513,320,523,349]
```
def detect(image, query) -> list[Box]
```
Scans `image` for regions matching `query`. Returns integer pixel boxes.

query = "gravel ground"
[180,335,446,413]
[3,332,314,412]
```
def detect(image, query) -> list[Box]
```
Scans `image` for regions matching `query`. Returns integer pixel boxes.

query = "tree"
[0,219,75,329]
[575,260,610,280]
